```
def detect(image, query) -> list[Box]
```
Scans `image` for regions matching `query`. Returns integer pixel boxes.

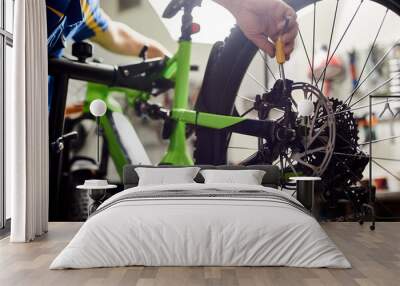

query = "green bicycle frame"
[160,41,195,165]
[82,39,249,174]
[83,42,247,169]
[160,37,270,165]
[161,40,249,165]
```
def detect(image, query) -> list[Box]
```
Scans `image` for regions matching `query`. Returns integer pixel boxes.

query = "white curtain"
[8,0,49,242]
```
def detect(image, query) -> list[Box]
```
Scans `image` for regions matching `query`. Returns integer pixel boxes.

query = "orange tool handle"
[276,37,286,65]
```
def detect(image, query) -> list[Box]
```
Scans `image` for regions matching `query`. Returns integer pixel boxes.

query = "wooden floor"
[0,222,399,286]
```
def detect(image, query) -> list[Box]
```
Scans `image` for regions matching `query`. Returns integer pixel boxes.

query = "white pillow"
[135,167,201,186]
[200,169,265,185]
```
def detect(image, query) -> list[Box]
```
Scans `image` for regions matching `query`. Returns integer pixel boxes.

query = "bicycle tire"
[194,0,400,165]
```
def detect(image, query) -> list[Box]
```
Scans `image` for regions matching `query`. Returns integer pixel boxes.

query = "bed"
[50,165,350,269]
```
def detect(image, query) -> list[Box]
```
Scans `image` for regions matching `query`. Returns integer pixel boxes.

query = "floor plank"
[0,222,399,286]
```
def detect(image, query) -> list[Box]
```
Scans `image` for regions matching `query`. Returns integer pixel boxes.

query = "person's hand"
[218,0,298,60]
[147,40,172,59]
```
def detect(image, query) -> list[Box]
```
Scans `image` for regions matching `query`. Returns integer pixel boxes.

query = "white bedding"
[50,183,351,269]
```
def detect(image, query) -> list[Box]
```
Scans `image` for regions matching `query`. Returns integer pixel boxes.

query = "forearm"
[92,21,170,58]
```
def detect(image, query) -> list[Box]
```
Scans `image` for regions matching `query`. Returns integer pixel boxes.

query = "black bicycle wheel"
[194,0,400,167]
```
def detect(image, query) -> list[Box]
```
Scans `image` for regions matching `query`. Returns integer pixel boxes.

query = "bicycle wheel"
[194,0,400,183]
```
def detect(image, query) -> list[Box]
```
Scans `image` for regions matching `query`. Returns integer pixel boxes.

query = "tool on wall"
[359,113,378,142]
[349,50,359,91]
[379,98,396,118]
[389,44,400,95]
[377,96,399,144]
[388,44,400,119]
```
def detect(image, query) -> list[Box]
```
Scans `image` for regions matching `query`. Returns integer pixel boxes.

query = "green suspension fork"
[161,41,194,165]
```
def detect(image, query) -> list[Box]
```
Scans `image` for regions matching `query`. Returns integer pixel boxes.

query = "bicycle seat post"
[161,0,201,166]
[180,4,195,41]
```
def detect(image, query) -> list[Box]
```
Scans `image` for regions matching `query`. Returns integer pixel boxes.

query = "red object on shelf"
[191,23,201,35]
[309,47,344,97]
[374,177,389,191]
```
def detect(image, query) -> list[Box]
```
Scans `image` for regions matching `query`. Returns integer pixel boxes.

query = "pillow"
[200,169,266,185]
[135,167,201,186]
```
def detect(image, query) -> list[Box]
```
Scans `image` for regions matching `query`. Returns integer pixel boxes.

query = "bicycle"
[48,0,400,221]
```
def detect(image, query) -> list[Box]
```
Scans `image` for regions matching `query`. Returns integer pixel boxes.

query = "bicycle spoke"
[310,100,322,130]
[237,95,255,103]
[294,146,327,159]
[346,8,389,106]
[304,119,309,157]
[226,133,233,151]
[291,99,298,111]
[304,90,312,101]
[279,155,285,179]
[330,152,400,162]
[311,1,317,86]
[283,152,288,171]
[373,157,400,162]
[321,0,339,92]
[336,133,362,152]
[343,38,400,104]
[316,0,364,86]
[360,135,400,146]
[302,89,312,100]
[350,72,400,108]
[340,160,364,181]
[283,153,299,176]
[292,156,319,173]
[308,120,329,147]
[373,160,400,181]
[228,146,258,151]
[298,29,318,84]
[258,50,277,81]
[246,71,268,91]
[239,107,256,117]
[319,98,400,120]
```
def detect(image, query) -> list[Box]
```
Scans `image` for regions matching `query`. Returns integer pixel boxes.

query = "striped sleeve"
[72,0,109,41]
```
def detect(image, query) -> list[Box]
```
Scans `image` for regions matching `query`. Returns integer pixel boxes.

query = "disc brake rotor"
[279,92,368,191]
[281,82,336,177]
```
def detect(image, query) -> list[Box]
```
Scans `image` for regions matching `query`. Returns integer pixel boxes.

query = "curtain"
[8,0,49,242]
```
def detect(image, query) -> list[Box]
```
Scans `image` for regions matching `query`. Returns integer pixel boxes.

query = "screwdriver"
[275,17,291,93]
[275,17,293,133]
